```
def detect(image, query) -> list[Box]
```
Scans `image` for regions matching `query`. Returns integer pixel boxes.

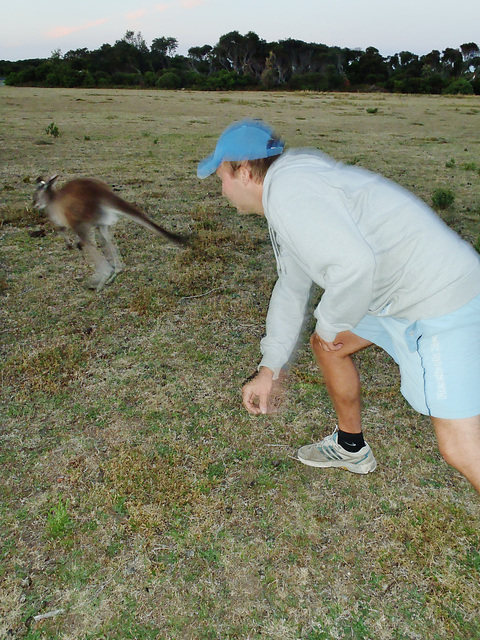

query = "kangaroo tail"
[132,216,190,246]
[107,193,190,246]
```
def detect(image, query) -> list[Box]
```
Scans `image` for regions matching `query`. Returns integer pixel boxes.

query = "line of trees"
[2,31,479,94]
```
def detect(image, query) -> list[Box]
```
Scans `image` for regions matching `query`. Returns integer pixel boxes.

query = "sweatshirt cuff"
[257,360,282,381]
[314,320,337,343]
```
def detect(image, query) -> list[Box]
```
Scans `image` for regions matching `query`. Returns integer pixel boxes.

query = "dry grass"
[1,87,480,640]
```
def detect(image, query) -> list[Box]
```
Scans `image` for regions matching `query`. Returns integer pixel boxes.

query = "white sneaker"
[297,430,377,475]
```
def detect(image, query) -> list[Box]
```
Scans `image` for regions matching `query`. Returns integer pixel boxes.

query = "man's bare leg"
[310,331,373,433]
[432,415,480,494]
[296,331,377,473]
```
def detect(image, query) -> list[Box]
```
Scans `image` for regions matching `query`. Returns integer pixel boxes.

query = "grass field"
[1,87,480,640]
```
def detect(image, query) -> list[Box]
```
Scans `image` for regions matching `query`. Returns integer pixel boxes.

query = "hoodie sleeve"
[258,249,313,378]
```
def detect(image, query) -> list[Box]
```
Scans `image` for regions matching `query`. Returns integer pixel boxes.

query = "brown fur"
[33,176,188,290]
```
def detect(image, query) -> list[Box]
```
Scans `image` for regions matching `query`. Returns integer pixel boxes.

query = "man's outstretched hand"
[242,367,275,415]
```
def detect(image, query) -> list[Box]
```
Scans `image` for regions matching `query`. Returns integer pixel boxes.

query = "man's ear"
[239,163,253,185]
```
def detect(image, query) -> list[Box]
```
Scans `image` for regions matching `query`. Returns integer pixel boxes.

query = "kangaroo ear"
[36,175,59,189]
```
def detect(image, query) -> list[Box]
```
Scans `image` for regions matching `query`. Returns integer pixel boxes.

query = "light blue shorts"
[352,293,480,419]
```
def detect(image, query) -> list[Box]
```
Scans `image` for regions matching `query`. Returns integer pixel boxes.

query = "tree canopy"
[1,31,478,94]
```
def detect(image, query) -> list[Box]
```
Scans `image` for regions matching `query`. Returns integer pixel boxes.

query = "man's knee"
[310,332,323,353]
[432,415,480,472]
[309,332,341,363]
[310,330,372,359]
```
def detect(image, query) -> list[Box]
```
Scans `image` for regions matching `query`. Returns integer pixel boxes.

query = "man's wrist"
[257,367,275,383]
[258,366,274,378]
[257,363,281,380]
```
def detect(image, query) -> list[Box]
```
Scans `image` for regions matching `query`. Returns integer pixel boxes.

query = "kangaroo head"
[33,175,59,210]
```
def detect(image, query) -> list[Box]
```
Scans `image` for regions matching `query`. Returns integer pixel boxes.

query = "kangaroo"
[33,175,189,291]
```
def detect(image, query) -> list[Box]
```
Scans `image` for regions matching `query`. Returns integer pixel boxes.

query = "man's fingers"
[259,396,268,414]
[322,341,343,352]
[242,390,268,415]
[242,369,274,415]
[242,390,262,414]
[313,333,344,352]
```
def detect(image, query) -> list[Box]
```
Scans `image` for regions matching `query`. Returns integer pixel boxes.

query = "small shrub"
[155,71,181,89]
[445,158,456,168]
[45,497,73,539]
[366,107,379,114]
[45,122,60,138]
[443,78,474,95]
[431,188,455,210]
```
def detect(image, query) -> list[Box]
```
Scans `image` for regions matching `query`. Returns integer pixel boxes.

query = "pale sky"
[1,0,479,62]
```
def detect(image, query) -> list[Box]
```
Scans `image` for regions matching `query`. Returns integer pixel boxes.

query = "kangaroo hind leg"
[97,224,124,275]
[76,225,115,291]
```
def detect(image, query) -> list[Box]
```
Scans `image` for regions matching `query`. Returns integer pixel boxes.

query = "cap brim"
[197,153,219,179]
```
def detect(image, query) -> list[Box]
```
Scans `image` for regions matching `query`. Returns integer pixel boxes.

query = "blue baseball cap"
[197,119,284,179]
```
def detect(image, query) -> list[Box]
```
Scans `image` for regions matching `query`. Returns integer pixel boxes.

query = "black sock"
[337,429,365,453]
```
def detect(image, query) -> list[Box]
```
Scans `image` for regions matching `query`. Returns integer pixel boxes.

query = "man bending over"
[197,119,480,493]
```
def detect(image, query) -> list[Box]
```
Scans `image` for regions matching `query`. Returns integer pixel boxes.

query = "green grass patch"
[45,497,74,539]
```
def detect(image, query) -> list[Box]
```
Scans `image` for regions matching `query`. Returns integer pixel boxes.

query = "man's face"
[216,162,260,214]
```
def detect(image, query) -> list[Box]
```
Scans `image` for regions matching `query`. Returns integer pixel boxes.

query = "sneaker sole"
[296,454,377,475]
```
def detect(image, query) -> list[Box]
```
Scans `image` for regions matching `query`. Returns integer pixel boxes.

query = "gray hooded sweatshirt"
[258,150,480,377]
